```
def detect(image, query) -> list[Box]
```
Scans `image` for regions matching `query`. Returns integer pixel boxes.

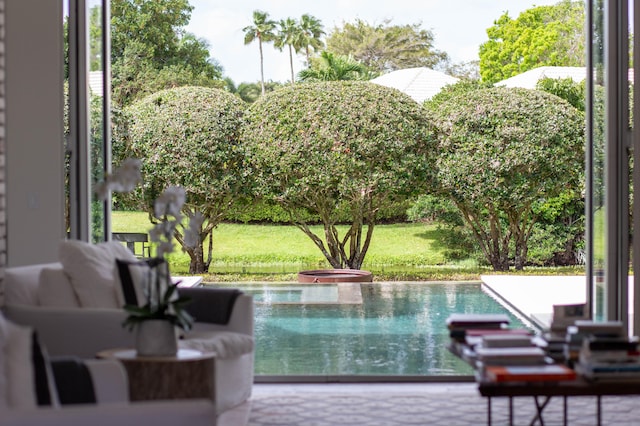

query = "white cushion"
[37,266,80,308]
[5,321,36,408]
[4,264,50,306]
[180,331,254,359]
[59,240,137,308]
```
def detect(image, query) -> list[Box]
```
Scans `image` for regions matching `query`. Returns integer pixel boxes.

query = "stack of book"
[565,320,624,367]
[446,313,511,362]
[446,313,511,343]
[543,303,589,363]
[446,313,510,363]
[476,342,577,383]
[572,321,640,381]
[476,346,547,366]
[483,363,577,383]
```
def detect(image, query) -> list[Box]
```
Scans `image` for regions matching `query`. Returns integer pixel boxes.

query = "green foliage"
[236,81,283,103]
[479,0,585,83]
[527,190,585,266]
[536,77,585,111]
[426,80,492,107]
[407,195,463,226]
[275,17,302,83]
[326,19,448,73]
[110,0,223,107]
[426,86,585,271]
[124,86,248,273]
[242,81,438,269]
[298,51,376,81]
[298,14,325,65]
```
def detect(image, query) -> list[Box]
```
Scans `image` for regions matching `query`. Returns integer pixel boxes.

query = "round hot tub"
[297,269,373,283]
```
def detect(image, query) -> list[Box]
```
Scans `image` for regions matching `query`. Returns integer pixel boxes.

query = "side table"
[97,348,215,401]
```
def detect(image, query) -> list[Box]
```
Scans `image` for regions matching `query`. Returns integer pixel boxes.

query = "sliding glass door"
[67,0,111,243]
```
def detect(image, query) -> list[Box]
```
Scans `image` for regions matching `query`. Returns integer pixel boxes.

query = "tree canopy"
[243,10,278,95]
[427,86,585,271]
[479,0,585,84]
[298,51,374,82]
[110,0,223,107]
[242,81,438,269]
[326,19,448,74]
[124,86,247,273]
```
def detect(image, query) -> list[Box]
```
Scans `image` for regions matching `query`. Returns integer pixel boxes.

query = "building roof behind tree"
[370,67,459,103]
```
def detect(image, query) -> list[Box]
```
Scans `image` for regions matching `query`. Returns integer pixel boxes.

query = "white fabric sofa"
[0,311,217,426]
[1,258,254,414]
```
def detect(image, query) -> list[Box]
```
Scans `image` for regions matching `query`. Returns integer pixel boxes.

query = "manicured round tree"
[242,81,438,270]
[426,86,584,271]
[125,86,246,273]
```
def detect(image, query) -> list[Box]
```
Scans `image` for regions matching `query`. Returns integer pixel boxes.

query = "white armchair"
[0,312,217,426]
[1,261,254,414]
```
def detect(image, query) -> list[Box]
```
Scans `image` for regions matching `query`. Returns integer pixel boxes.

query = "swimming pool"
[218,282,535,376]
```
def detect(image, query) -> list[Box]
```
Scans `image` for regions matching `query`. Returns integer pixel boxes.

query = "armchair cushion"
[180,330,254,359]
[58,240,137,308]
[37,266,80,308]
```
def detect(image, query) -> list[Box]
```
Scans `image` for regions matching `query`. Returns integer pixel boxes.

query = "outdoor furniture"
[112,232,151,258]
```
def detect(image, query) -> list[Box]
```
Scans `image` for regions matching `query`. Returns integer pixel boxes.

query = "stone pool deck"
[481,274,635,330]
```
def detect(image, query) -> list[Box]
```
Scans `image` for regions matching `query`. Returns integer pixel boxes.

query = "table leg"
[487,396,492,425]
[563,396,567,426]
[530,396,551,426]
[509,397,513,426]
[597,395,601,426]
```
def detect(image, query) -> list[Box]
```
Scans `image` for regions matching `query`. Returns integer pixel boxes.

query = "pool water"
[219,282,535,376]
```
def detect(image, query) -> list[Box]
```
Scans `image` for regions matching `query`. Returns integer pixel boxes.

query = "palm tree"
[298,51,373,82]
[243,10,277,96]
[275,18,302,84]
[298,14,325,66]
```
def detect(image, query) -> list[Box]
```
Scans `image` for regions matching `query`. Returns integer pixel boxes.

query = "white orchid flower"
[154,186,186,218]
[96,158,142,200]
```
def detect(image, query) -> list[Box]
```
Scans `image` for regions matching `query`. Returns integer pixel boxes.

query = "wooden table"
[448,343,640,425]
[479,378,640,426]
[97,348,215,401]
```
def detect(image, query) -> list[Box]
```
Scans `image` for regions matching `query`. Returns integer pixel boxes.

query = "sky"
[185,0,560,85]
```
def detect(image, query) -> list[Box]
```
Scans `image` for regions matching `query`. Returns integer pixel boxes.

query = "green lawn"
[113,211,584,281]
[112,211,485,281]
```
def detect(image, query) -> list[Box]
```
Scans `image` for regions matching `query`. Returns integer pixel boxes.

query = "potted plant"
[98,160,202,356]
[121,257,194,356]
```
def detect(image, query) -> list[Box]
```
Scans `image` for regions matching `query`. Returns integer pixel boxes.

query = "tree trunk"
[259,38,265,96]
[288,45,295,83]
[186,239,209,274]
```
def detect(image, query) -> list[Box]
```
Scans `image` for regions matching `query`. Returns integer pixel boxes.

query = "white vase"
[135,320,178,357]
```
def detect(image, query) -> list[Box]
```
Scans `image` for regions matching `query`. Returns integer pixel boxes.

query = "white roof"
[370,67,459,103]
[495,66,587,89]
[89,71,104,97]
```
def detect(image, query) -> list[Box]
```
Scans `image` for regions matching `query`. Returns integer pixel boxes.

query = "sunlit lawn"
[112,211,484,280]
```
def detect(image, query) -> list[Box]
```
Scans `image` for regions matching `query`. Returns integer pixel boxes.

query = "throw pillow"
[59,240,137,308]
[115,257,172,307]
[4,321,57,408]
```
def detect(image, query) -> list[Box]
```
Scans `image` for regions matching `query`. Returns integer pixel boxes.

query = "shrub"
[243,81,438,269]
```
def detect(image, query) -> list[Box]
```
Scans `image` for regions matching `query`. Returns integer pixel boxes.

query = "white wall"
[5,0,65,266]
